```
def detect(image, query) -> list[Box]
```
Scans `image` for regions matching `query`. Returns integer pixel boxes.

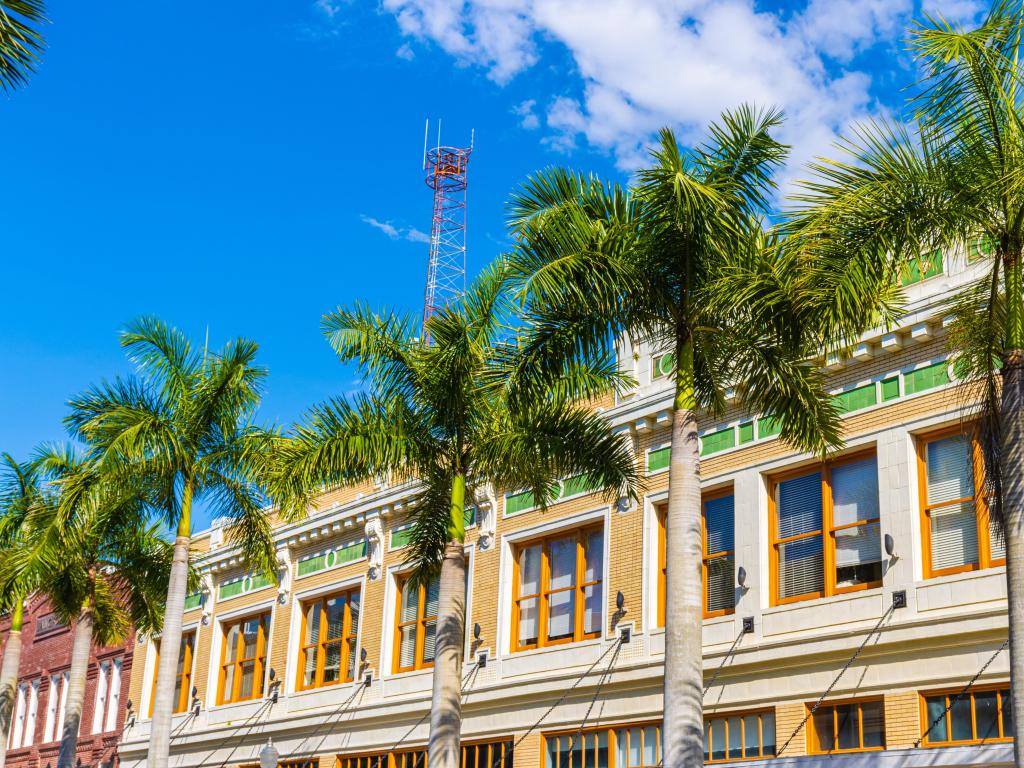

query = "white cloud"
[512,99,539,129]
[361,215,431,244]
[314,0,344,19]
[376,0,945,186]
[922,0,985,25]
[396,42,416,60]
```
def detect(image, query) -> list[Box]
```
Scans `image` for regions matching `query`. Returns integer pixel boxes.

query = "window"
[299,588,360,689]
[394,575,439,673]
[917,427,1002,577]
[42,672,68,743]
[9,683,26,749]
[513,525,603,651]
[104,658,121,732]
[338,741,512,768]
[23,680,38,747]
[544,723,660,768]
[769,452,881,605]
[217,612,270,704]
[91,660,110,733]
[705,710,775,763]
[921,685,1013,746]
[808,699,884,754]
[150,631,196,716]
[657,492,736,625]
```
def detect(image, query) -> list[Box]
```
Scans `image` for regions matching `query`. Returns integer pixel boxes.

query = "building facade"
[118,246,1012,768]
[1,595,134,768]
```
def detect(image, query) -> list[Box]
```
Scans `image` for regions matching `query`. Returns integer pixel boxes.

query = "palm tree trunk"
[0,598,25,768]
[662,339,704,768]
[427,474,467,768]
[56,594,95,768]
[148,483,193,768]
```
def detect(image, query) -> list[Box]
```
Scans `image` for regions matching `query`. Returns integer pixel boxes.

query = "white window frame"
[91,660,110,734]
[104,657,122,732]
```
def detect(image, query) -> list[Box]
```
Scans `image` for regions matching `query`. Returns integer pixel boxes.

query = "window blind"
[927,436,973,504]
[777,473,823,599]
[931,503,979,571]
[777,473,821,538]
[705,495,734,554]
[779,537,824,599]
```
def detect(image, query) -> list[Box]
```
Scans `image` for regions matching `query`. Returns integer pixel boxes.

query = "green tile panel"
[904,361,951,395]
[833,383,878,415]
[700,427,736,456]
[390,526,414,549]
[183,593,202,611]
[648,446,670,473]
[738,421,755,444]
[881,376,900,402]
[757,416,781,438]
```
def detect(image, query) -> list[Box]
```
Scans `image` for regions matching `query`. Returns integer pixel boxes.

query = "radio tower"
[422,120,473,336]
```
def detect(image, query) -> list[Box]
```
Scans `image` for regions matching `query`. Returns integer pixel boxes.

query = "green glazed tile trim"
[904,361,950,396]
[183,593,202,611]
[757,416,781,438]
[390,526,414,549]
[738,421,755,444]
[700,427,736,457]
[833,383,878,415]
[881,376,900,401]
[648,446,670,472]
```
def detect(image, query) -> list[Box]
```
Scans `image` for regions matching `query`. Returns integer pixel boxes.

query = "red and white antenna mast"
[422,119,473,336]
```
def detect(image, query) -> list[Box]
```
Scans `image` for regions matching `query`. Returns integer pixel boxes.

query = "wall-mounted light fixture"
[473,623,482,640]
[737,566,748,589]
[884,533,897,559]
[259,738,279,768]
[616,591,626,611]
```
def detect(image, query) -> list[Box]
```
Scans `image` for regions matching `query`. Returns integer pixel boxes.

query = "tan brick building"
[118,248,1012,768]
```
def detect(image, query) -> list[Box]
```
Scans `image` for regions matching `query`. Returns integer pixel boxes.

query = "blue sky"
[0,0,985,527]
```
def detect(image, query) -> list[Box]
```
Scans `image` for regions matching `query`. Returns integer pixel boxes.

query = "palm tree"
[787,3,1024,758]
[64,318,280,768]
[1,445,172,768]
[505,109,843,768]
[272,261,639,768]
[0,454,40,768]
[0,1,45,93]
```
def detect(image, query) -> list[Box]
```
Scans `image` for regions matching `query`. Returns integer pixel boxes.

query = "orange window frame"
[768,449,881,606]
[511,525,603,652]
[543,721,661,768]
[297,587,360,691]
[704,709,776,763]
[216,611,270,705]
[656,488,736,626]
[807,697,885,754]
[392,576,438,674]
[916,424,1002,578]
[148,630,195,716]
[919,684,1013,746]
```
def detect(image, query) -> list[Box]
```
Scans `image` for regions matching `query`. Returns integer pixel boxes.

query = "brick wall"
[0,594,134,768]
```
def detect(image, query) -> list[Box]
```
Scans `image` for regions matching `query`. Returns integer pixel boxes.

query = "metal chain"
[703,628,746,697]
[386,659,482,755]
[913,638,1009,748]
[286,678,369,760]
[563,637,626,756]
[188,697,274,768]
[775,602,895,757]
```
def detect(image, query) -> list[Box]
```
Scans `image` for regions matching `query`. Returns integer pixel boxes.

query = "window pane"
[703,720,710,761]
[927,436,973,504]
[173,675,184,711]
[777,472,822,538]
[926,697,948,742]
[710,719,726,761]
[518,597,538,644]
[349,592,360,635]
[224,624,240,662]
[347,636,357,681]
[177,635,192,676]
[743,715,760,757]
[950,696,973,741]
[304,603,321,645]
[931,503,979,571]
[727,716,742,758]
[401,580,419,622]
[302,646,318,687]
[834,523,882,587]
[861,701,884,748]
[323,641,342,683]
[595,730,608,768]
[399,625,417,668]
[706,555,734,613]
[990,515,1006,561]
[831,458,879,526]
[222,664,234,699]
[548,590,575,641]
[976,691,999,740]
[834,704,858,750]
[616,730,627,768]
[704,495,734,554]
[325,597,346,640]
[1003,691,1014,736]
[425,578,440,618]
[642,726,657,766]
[761,712,775,756]
[519,545,542,595]
[241,619,260,658]
[549,537,577,591]
[584,531,603,582]
[238,660,256,699]
[627,728,641,767]
[423,619,437,663]
[779,535,823,599]
[583,584,602,634]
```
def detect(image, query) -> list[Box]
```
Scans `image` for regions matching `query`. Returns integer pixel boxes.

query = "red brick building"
[0,595,134,768]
